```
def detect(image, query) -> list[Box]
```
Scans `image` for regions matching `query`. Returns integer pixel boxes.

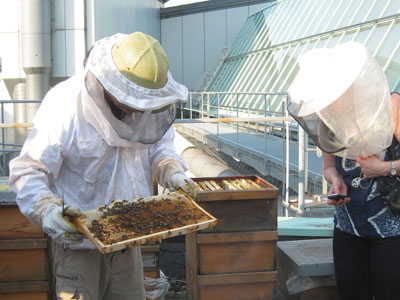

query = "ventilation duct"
[181,147,240,177]
[21,0,51,121]
[12,83,27,145]
[174,131,239,178]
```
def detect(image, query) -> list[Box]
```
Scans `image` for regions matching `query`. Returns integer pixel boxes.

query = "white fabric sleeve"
[149,126,188,188]
[8,88,72,224]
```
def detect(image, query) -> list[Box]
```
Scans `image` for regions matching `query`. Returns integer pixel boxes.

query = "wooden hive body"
[0,203,50,300]
[186,176,279,300]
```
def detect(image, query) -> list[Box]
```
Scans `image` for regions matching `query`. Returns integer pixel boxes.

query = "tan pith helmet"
[111,32,169,89]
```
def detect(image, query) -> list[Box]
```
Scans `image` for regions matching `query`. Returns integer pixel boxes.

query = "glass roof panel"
[206,0,400,113]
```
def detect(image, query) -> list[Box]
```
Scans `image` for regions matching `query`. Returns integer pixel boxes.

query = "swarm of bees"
[86,193,205,245]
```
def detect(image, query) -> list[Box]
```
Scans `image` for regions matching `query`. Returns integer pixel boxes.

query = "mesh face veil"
[287,42,393,159]
[123,105,179,144]
[83,71,181,145]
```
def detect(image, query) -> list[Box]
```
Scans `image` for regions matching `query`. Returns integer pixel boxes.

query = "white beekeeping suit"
[8,32,193,300]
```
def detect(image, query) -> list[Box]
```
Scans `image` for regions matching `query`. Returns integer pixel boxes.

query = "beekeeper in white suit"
[9,31,195,300]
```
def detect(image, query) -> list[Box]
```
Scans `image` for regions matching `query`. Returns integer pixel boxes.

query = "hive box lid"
[278,217,334,237]
[277,238,334,277]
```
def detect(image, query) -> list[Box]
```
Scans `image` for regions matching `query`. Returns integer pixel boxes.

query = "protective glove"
[168,173,196,199]
[42,204,83,244]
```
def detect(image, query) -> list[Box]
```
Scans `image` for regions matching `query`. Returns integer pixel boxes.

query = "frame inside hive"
[72,191,217,253]
[192,175,279,202]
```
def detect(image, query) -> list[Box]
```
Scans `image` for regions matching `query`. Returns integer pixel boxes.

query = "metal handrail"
[0,100,41,176]
[179,91,319,215]
[0,97,317,214]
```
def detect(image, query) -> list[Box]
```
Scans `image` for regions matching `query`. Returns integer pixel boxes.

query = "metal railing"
[192,47,230,93]
[0,100,40,176]
[0,97,320,214]
[177,91,322,215]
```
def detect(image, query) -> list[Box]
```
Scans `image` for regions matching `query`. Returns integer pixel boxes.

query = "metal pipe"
[304,133,309,194]
[0,123,32,129]
[181,147,240,177]
[298,126,305,213]
[174,130,239,178]
[285,100,290,217]
[174,116,293,123]
[190,91,288,96]
[21,0,51,121]
[12,83,27,145]
[1,103,5,175]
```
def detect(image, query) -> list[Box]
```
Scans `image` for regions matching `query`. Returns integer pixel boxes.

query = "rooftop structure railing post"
[1,102,6,176]
[217,94,220,136]
[264,94,267,159]
[201,93,205,144]
[305,132,309,194]
[201,93,204,119]
[284,97,290,217]
[0,100,41,176]
[280,96,287,209]
[298,125,306,213]
[236,94,239,156]
[206,93,210,116]
[190,93,193,119]
[247,95,250,134]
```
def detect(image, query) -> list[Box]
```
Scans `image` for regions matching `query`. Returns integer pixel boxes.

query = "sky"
[164,0,210,8]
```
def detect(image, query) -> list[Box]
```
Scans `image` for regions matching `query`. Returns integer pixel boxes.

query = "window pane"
[325,0,352,32]
[337,0,363,28]
[383,0,400,15]
[302,1,326,37]
[277,0,306,44]
[287,1,318,41]
[314,0,343,33]
[353,26,374,44]
[364,23,391,54]
[374,22,400,67]
[352,0,379,23]
[385,46,400,91]
[325,33,342,48]
[339,30,357,43]
[368,0,392,19]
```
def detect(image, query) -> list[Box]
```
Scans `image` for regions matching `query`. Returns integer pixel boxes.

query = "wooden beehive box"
[141,244,160,278]
[186,176,279,300]
[0,201,50,300]
[276,239,339,300]
[193,175,278,232]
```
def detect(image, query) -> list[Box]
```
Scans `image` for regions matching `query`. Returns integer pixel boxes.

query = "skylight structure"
[207,0,400,113]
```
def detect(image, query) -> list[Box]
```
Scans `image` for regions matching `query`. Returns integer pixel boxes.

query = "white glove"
[168,173,196,198]
[42,204,83,244]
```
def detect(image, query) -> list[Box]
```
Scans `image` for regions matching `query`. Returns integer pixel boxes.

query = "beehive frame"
[73,192,217,253]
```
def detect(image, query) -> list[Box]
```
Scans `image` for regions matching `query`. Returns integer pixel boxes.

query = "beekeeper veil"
[287,42,393,159]
[82,32,188,145]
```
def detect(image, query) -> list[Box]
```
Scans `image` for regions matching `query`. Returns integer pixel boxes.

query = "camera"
[377,176,400,213]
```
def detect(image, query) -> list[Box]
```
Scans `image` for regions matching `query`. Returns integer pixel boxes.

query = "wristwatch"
[390,161,397,176]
